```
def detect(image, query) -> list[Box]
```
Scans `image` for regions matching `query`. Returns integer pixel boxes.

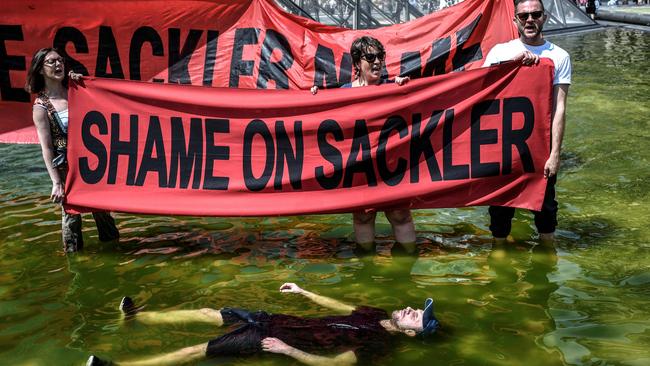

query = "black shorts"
[205,308,269,358]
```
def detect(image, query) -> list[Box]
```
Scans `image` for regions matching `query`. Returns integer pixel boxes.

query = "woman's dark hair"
[350,36,385,77]
[25,47,68,94]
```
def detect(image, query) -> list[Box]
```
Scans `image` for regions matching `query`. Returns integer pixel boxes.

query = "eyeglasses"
[361,52,385,63]
[43,58,64,67]
[515,11,544,22]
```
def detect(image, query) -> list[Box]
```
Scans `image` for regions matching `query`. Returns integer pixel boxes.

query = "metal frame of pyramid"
[275,0,599,32]
[542,0,600,34]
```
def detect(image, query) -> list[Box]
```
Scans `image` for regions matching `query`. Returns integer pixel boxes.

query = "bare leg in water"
[353,211,377,249]
[386,209,416,253]
[96,343,208,366]
[353,209,416,252]
[132,308,223,326]
[88,299,224,366]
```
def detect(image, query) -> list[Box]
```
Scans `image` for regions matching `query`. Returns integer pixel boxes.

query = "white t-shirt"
[483,39,571,85]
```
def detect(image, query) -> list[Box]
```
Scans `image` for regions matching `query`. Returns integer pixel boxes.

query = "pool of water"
[1,27,649,366]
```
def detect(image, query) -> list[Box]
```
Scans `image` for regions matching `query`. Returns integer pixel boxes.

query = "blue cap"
[419,298,439,337]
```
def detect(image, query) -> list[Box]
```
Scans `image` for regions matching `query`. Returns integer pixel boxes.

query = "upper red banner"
[65,60,553,216]
[1,0,517,143]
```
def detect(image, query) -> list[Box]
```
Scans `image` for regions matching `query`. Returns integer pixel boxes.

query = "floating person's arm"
[262,337,357,366]
[280,283,355,314]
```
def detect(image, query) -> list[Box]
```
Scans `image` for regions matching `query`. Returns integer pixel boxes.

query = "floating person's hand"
[310,85,319,95]
[261,337,293,354]
[280,282,304,294]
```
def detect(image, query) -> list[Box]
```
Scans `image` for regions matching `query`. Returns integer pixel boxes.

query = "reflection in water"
[445,242,562,365]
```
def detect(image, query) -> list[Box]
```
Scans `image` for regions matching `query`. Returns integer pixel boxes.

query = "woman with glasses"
[312,36,415,252]
[25,48,119,252]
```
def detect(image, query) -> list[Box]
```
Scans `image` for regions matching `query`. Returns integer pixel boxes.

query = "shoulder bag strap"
[39,92,67,137]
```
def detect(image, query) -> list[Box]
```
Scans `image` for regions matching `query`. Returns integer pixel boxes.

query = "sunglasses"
[515,11,544,22]
[361,52,386,63]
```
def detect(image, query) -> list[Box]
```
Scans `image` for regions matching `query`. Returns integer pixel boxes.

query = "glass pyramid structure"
[542,0,599,33]
[276,0,599,32]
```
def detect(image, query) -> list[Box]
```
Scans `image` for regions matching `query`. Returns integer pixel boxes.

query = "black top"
[266,306,392,362]
[209,306,393,363]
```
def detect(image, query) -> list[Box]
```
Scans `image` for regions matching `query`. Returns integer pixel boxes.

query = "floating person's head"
[389,298,440,337]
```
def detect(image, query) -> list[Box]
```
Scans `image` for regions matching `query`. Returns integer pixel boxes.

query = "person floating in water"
[86,282,440,365]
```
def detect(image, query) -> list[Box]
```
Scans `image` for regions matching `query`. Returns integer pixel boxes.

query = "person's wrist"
[284,345,297,356]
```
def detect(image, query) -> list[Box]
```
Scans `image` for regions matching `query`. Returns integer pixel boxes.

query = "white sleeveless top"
[34,104,68,133]
[57,109,69,133]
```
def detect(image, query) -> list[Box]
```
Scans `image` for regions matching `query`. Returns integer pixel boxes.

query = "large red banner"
[1,0,517,143]
[65,60,554,215]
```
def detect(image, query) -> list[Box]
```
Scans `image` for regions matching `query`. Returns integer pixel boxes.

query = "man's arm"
[280,283,356,314]
[262,337,357,366]
[545,84,569,178]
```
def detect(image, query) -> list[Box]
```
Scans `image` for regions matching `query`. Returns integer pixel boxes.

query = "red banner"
[1,0,517,143]
[65,60,554,215]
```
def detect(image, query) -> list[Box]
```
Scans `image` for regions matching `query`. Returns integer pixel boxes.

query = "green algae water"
[1,27,649,365]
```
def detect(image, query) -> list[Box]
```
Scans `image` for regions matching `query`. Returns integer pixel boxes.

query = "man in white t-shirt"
[482,0,572,242]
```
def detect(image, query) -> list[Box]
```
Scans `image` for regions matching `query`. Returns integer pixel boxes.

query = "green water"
[1,27,649,366]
